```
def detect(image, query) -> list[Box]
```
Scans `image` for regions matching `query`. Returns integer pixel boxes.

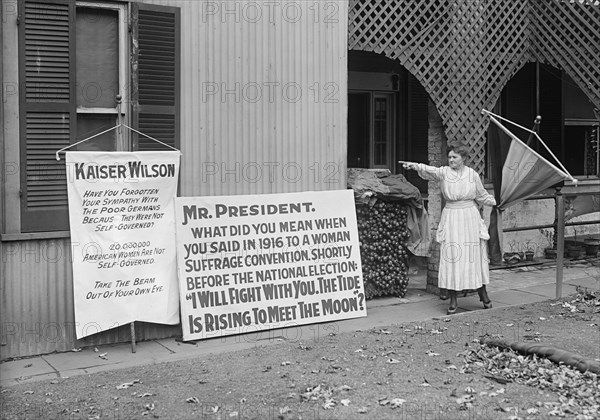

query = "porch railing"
[499,187,599,298]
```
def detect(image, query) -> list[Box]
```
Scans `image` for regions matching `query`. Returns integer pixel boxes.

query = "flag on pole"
[484,110,574,264]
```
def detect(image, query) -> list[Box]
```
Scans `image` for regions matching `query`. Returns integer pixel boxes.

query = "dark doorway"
[499,63,598,177]
[348,93,370,168]
[348,50,430,192]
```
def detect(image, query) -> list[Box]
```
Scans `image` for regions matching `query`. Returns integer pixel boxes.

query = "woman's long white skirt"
[437,204,490,291]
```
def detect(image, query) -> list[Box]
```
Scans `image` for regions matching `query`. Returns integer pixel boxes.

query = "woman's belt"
[445,200,475,209]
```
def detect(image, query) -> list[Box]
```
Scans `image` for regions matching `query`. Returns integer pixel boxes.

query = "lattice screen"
[349,0,600,173]
[529,1,600,111]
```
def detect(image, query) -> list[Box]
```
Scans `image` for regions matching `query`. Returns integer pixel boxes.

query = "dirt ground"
[1,287,599,420]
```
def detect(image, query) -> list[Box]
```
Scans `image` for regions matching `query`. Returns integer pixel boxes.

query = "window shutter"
[131,3,180,151]
[19,0,76,232]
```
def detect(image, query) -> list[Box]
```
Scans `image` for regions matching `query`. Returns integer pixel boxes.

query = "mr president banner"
[174,190,366,341]
[66,151,180,339]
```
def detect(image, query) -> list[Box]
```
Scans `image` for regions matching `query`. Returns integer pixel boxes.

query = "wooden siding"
[145,0,349,196]
[0,239,180,358]
[1,0,349,359]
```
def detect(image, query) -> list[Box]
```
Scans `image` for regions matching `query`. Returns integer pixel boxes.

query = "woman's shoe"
[447,305,457,315]
[477,286,491,309]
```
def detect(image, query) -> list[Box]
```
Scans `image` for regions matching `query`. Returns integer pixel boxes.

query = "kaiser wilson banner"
[66,151,180,338]
[174,190,366,341]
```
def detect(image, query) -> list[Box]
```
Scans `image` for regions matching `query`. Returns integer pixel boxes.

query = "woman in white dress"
[403,143,496,314]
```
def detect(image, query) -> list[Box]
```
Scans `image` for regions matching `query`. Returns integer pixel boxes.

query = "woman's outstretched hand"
[399,161,418,170]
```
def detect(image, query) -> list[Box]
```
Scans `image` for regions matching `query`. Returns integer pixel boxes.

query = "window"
[75,3,126,152]
[18,0,180,233]
[348,91,395,169]
[563,74,599,177]
[372,94,394,168]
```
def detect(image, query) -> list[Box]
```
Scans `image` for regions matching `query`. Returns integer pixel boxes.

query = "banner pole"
[116,95,123,150]
[130,322,137,353]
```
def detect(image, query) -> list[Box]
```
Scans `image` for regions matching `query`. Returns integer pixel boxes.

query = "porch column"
[426,99,446,294]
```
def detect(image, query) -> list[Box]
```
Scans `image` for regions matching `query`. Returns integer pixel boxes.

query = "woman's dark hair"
[447,142,470,159]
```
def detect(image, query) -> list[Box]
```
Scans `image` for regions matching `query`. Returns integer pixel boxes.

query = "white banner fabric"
[66,151,180,339]
[175,190,366,341]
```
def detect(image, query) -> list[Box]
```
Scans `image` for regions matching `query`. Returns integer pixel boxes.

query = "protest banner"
[174,190,366,341]
[66,151,180,339]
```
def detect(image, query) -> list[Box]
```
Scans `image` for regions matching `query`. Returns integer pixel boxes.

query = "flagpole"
[483,109,570,297]
[482,109,577,183]
[526,115,542,148]
[117,94,137,354]
[530,132,575,183]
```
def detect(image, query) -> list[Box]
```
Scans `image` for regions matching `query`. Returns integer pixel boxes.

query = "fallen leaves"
[483,373,511,384]
[322,398,336,409]
[137,392,153,398]
[455,393,474,406]
[378,396,407,409]
[300,384,330,402]
[6,286,600,420]
[299,383,355,411]
[464,342,600,417]
[389,398,406,408]
[116,379,140,390]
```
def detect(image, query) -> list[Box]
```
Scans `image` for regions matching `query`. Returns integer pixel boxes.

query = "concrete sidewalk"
[1,259,598,388]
